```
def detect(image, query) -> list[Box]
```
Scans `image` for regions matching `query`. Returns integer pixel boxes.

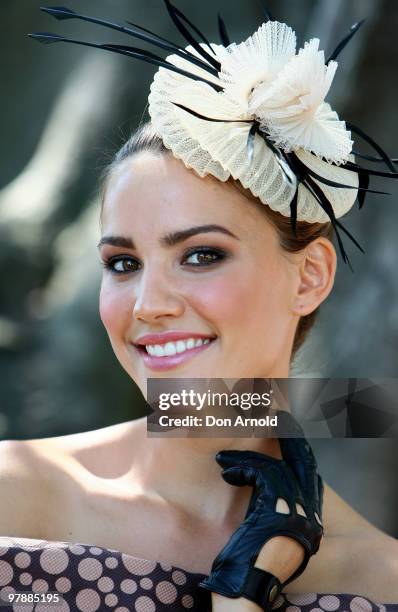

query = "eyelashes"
[101,257,141,274]
[101,247,229,275]
[182,246,228,267]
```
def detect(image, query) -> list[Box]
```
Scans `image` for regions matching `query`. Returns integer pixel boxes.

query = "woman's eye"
[102,257,140,274]
[182,248,226,267]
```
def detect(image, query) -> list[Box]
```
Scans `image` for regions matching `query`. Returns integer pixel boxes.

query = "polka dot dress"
[0,538,210,611]
[0,538,397,611]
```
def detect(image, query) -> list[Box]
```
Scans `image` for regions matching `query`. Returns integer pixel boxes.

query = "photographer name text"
[157,415,278,427]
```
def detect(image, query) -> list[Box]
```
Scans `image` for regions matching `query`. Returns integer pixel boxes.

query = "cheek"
[183,265,263,325]
[186,258,292,335]
[183,270,242,323]
[99,280,131,338]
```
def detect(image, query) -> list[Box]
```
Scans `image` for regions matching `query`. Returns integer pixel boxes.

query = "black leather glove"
[199,411,324,610]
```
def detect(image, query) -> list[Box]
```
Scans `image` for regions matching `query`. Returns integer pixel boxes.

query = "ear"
[292,238,337,316]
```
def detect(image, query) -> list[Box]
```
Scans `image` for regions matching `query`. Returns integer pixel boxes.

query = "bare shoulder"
[0,419,143,541]
[288,531,398,602]
[38,417,145,476]
[40,420,134,453]
[0,439,56,537]
[336,530,398,602]
[289,483,398,602]
[0,438,52,487]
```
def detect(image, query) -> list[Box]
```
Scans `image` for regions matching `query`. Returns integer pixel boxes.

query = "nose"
[132,266,185,324]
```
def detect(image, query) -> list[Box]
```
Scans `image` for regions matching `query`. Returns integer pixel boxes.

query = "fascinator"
[29,2,398,264]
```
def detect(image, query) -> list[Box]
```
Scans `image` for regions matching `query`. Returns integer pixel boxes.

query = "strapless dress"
[0,537,397,611]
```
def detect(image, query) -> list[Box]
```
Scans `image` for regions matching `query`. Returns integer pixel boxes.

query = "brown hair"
[101,122,334,358]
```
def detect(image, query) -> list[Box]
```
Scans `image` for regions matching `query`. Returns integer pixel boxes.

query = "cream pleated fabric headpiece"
[31,2,398,262]
[149,22,357,224]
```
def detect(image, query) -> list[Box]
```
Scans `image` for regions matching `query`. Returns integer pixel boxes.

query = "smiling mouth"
[133,336,217,370]
[143,337,213,357]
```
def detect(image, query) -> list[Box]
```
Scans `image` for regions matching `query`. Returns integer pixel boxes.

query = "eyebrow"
[97,224,239,250]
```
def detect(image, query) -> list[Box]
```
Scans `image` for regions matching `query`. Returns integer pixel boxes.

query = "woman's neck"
[127,417,281,526]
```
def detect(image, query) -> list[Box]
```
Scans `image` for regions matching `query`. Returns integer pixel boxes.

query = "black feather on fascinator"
[29,2,398,266]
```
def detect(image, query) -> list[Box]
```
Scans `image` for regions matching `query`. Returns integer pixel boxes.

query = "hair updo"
[101,122,334,359]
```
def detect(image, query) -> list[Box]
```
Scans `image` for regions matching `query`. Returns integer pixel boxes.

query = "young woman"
[1,5,397,612]
[1,123,397,611]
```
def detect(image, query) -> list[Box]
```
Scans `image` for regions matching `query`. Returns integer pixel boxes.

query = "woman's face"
[99,152,300,395]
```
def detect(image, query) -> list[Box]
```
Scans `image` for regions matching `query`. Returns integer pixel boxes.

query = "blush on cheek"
[187,263,290,352]
[99,285,127,335]
[188,275,245,323]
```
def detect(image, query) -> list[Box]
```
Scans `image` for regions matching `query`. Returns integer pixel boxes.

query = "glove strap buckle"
[241,567,282,611]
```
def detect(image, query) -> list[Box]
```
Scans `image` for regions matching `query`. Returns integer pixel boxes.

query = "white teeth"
[146,344,165,357]
[144,337,213,357]
[176,340,186,353]
[164,342,177,356]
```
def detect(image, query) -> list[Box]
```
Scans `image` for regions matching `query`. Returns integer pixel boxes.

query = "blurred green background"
[0,0,397,536]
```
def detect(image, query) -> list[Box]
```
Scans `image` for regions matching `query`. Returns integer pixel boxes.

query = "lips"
[133,331,217,371]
